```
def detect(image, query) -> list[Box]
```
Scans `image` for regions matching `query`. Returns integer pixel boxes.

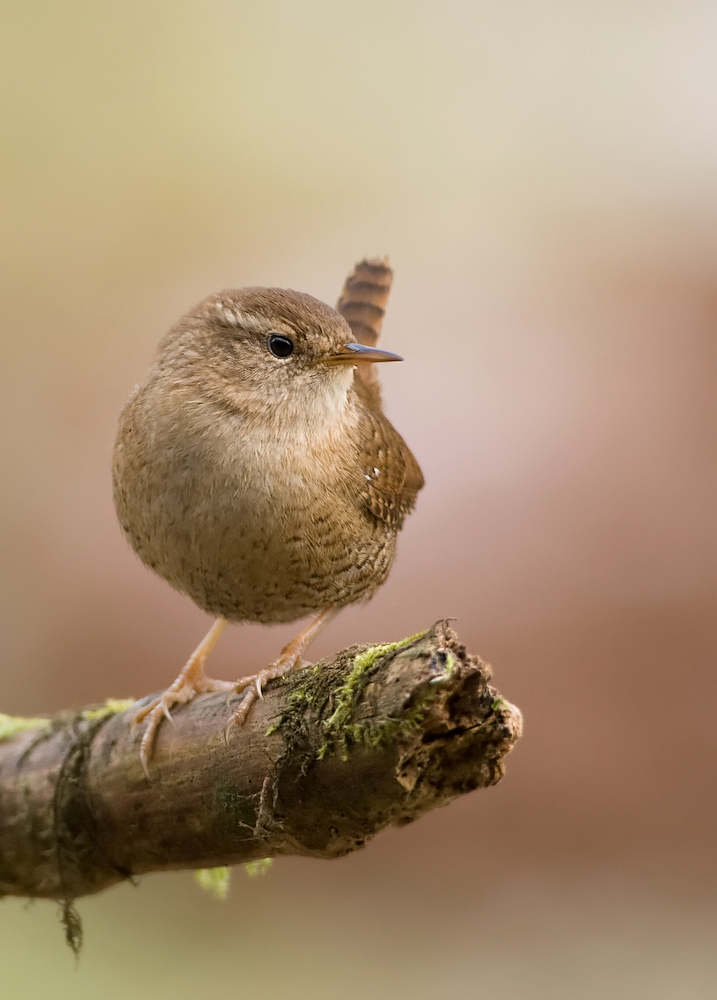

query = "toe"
[132,696,157,730]
[139,710,162,777]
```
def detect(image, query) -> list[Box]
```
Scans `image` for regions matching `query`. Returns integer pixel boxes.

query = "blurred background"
[1,1,715,996]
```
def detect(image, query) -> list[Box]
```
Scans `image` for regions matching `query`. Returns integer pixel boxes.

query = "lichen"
[0,713,50,741]
[215,781,257,832]
[60,900,83,958]
[195,866,231,900]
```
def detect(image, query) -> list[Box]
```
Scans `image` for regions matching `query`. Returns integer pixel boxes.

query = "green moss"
[318,630,428,761]
[269,630,429,763]
[0,713,50,741]
[244,858,272,877]
[491,696,506,712]
[267,629,437,771]
[353,631,428,673]
[80,698,135,721]
[324,631,427,733]
[195,866,231,900]
[322,699,429,762]
[194,859,273,899]
[0,698,134,743]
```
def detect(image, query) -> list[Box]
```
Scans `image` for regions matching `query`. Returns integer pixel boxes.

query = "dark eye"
[267,333,294,359]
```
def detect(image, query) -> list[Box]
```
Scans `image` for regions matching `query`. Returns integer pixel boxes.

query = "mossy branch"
[0,621,521,910]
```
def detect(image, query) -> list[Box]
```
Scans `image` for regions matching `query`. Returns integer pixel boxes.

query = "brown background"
[1,2,715,997]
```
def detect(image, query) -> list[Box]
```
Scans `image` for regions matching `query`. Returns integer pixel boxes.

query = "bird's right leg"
[133,617,233,775]
[224,605,338,739]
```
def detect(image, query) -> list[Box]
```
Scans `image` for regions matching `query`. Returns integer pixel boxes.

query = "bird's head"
[156,287,401,423]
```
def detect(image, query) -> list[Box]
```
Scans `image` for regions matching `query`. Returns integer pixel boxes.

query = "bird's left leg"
[225,605,338,739]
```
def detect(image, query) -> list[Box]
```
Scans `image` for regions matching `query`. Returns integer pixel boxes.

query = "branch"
[0,621,521,908]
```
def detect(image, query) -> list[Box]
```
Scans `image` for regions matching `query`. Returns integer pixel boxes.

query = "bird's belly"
[123,466,395,624]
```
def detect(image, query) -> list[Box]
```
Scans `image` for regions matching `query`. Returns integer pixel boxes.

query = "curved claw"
[139,721,158,779]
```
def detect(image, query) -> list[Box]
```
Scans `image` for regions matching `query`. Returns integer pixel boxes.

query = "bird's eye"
[267,334,294,359]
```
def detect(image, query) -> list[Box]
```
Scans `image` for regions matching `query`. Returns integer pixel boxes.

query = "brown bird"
[113,259,423,772]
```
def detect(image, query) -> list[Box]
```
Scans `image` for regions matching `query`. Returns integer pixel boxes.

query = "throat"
[240,368,356,454]
[290,370,354,435]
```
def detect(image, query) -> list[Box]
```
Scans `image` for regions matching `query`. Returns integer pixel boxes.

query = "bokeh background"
[1,2,716,997]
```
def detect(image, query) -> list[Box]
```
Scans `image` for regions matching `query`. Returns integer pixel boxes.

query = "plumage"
[113,260,423,769]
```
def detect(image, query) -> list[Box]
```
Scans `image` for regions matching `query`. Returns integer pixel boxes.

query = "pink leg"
[225,606,338,741]
[134,618,232,775]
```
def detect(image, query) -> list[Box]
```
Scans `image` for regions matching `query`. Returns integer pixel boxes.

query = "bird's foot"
[224,653,307,741]
[133,617,229,775]
[223,606,337,740]
[133,671,234,777]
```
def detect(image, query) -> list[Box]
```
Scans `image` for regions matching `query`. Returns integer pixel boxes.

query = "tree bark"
[0,621,521,910]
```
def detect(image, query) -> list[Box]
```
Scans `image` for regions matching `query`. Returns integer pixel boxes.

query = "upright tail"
[336,257,393,408]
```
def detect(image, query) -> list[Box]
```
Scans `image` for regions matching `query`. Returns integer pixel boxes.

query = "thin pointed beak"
[323,343,404,366]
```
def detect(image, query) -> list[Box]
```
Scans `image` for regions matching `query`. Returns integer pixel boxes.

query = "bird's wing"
[339,257,423,527]
[357,404,424,530]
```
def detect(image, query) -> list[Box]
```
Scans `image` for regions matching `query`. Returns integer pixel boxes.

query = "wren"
[112,259,423,772]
